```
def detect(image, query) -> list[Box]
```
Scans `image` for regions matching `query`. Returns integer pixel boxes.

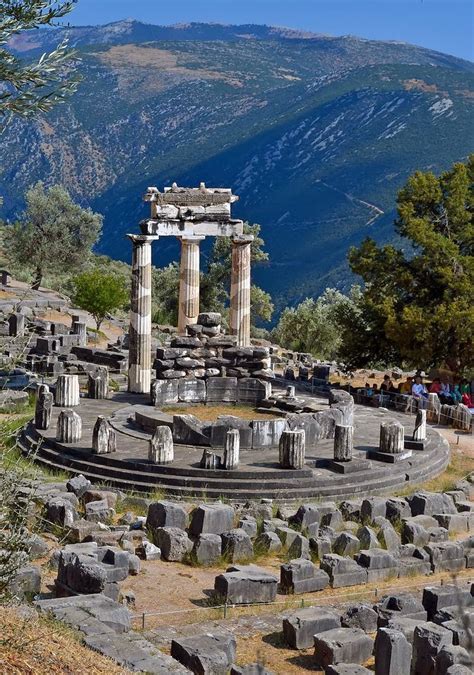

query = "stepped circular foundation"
[18,389,450,502]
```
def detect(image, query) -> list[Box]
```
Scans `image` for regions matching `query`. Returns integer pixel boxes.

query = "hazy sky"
[66,0,473,61]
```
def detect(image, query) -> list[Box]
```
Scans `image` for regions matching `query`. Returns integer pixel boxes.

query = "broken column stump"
[279,429,305,469]
[92,416,116,454]
[35,384,54,430]
[223,429,240,470]
[413,409,427,441]
[148,425,174,464]
[55,374,80,407]
[88,368,109,400]
[334,424,353,461]
[56,410,82,443]
[368,420,411,463]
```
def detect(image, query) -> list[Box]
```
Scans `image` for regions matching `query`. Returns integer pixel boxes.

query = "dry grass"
[0,606,130,674]
[162,404,280,422]
[395,439,474,497]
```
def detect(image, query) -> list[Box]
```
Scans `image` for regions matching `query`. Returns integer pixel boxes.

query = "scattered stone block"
[214,567,278,604]
[310,536,332,560]
[433,513,470,534]
[361,497,386,524]
[435,645,471,675]
[221,529,253,562]
[85,499,115,523]
[422,584,473,621]
[333,532,360,557]
[374,627,412,675]
[275,526,300,549]
[321,510,344,530]
[66,474,91,498]
[193,533,222,565]
[190,504,235,537]
[35,593,131,634]
[425,542,466,574]
[173,414,210,446]
[412,622,453,675]
[341,604,378,632]
[407,492,457,516]
[238,516,258,539]
[255,531,282,554]
[357,525,379,550]
[355,549,399,583]
[283,607,341,649]
[378,523,401,551]
[8,565,41,600]
[320,554,368,588]
[280,558,329,594]
[146,501,187,531]
[45,497,78,528]
[313,627,374,668]
[287,533,310,560]
[171,634,236,675]
[153,527,192,562]
[138,541,161,561]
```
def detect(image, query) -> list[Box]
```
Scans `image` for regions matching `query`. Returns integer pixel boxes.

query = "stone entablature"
[128,183,252,393]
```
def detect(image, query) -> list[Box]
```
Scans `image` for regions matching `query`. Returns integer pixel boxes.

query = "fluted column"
[128,235,154,393]
[178,235,204,335]
[230,235,253,346]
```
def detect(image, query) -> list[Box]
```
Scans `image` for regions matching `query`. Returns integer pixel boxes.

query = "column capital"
[180,235,206,243]
[127,234,159,244]
[232,234,254,245]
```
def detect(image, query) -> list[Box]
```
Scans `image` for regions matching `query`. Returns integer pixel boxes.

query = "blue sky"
[66,0,473,61]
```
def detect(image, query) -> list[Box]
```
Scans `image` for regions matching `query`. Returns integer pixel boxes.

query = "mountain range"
[2,20,473,315]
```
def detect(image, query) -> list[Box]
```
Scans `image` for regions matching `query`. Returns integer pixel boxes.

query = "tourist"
[462,392,474,409]
[399,377,413,395]
[412,376,428,407]
[460,379,471,396]
[380,375,393,391]
[439,379,453,404]
[429,378,442,395]
[452,384,462,404]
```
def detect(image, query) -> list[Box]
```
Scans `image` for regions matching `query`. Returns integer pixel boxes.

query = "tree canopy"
[3,181,102,289]
[73,269,128,330]
[0,1,79,121]
[347,156,474,372]
[272,288,361,359]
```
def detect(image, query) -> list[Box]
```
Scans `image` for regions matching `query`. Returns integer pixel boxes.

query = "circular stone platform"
[18,391,450,502]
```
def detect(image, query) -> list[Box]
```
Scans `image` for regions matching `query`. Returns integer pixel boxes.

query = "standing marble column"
[128,235,154,394]
[230,235,253,347]
[178,235,204,335]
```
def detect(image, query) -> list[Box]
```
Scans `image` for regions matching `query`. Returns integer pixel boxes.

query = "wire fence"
[129,573,471,631]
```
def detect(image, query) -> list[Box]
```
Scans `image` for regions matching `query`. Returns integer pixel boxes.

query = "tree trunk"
[31,266,42,291]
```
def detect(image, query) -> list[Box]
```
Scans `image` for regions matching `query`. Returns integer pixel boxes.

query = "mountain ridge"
[2,22,473,316]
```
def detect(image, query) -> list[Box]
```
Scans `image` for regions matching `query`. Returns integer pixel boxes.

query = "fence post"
[223,603,228,619]
[142,612,145,630]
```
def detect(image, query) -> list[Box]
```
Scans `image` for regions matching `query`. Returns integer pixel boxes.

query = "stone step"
[17,428,449,501]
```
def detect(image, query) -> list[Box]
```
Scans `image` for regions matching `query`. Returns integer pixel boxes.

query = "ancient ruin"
[128,183,249,393]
